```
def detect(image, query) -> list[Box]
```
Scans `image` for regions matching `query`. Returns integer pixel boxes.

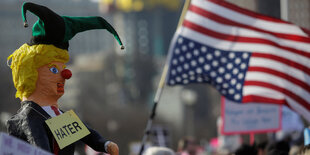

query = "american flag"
[166,0,310,121]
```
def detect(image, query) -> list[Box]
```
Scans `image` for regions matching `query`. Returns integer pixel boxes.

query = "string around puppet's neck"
[23,95,60,108]
[19,102,51,120]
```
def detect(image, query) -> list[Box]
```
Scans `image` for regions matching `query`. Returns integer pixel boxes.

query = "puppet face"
[35,61,70,99]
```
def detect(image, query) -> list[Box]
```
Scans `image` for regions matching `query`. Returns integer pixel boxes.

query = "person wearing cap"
[6,2,124,155]
[144,146,176,155]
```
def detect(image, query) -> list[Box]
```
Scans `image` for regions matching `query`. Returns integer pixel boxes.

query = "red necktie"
[51,106,60,155]
[51,106,61,116]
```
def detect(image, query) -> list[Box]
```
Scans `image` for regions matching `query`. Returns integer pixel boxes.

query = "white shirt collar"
[41,106,63,117]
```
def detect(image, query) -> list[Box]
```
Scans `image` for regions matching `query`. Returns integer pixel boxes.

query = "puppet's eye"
[49,67,59,74]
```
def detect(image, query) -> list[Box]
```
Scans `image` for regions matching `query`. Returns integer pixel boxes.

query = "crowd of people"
[140,133,310,155]
[233,140,310,155]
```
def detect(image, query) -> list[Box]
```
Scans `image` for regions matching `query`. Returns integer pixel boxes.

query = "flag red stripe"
[209,0,310,37]
[244,81,310,110]
[251,52,310,76]
[302,27,310,37]
[188,5,310,43]
[183,20,310,59]
[248,66,310,94]
[242,95,286,104]
[207,0,289,24]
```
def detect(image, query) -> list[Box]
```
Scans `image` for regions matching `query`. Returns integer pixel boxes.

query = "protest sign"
[45,110,90,149]
[221,98,281,135]
[0,132,52,155]
[281,106,304,132]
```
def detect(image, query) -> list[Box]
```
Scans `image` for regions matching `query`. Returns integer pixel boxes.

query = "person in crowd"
[144,146,175,155]
[289,145,301,155]
[257,141,268,155]
[177,137,201,155]
[234,144,257,155]
[267,149,288,155]
[266,140,290,155]
[299,144,310,155]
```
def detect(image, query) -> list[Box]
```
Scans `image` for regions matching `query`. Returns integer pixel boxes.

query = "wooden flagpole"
[138,0,191,155]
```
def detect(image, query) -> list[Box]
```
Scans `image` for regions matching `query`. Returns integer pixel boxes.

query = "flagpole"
[138,0,191,155]
[138,65,168,155]
[177,0,191,28]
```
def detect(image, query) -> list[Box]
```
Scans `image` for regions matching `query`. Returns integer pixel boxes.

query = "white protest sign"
[275,106,304,141]
[221,98,281,135]
[0,132,52,155]
[281,106,304,132]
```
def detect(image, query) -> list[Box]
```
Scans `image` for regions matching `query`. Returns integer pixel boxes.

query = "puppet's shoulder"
[6,109,27,140]
[7,101,49,132]
[7,102,50,140]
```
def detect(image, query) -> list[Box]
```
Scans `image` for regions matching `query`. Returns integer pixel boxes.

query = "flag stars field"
[167,36,251,102]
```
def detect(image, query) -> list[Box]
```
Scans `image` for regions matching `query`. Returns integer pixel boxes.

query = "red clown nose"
[61,69,72,79]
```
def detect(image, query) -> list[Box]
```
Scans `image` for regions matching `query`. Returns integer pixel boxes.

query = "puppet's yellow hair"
[7,44,69,100]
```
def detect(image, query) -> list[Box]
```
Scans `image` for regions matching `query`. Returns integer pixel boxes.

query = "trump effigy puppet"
[6,2,124,155]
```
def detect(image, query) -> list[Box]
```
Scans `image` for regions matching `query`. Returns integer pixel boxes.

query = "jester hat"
[22,2,124,50]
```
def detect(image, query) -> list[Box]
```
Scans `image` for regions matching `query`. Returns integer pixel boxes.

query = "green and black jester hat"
[22,2,124,50]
